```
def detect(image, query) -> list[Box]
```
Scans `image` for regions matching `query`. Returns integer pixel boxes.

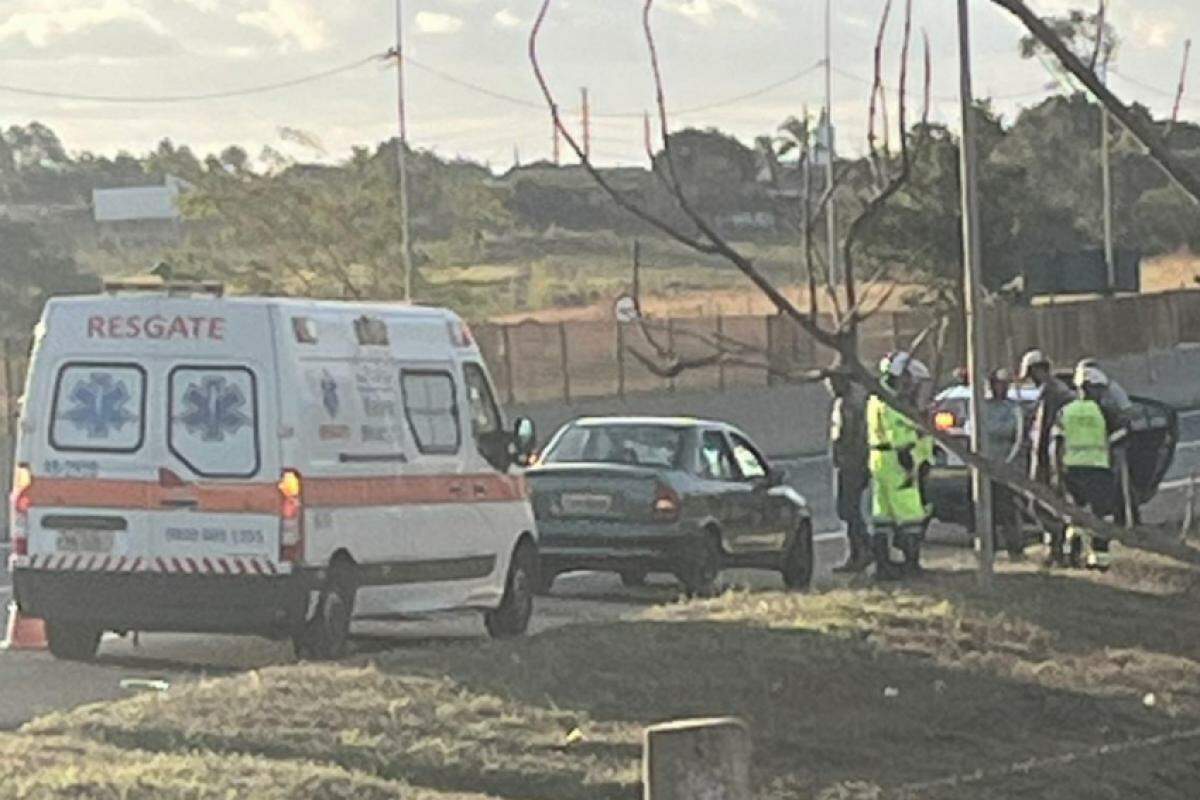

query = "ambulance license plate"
[560,493,614,515]
[56,530,115,554]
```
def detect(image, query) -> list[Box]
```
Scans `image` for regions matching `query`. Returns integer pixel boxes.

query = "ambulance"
[9,280,539,660]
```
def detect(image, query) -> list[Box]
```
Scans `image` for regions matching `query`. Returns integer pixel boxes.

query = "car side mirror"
[767,467,788,487]
[513,417,536,458]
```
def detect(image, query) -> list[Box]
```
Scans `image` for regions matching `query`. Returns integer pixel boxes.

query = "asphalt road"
[0,409,1196,730]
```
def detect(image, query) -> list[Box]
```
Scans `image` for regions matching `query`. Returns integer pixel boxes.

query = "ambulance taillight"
[10,464,32,557]
[278,469,304,563]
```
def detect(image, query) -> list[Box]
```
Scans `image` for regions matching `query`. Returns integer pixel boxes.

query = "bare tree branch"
[531,0,1200,567]
[1167,39,1192,139]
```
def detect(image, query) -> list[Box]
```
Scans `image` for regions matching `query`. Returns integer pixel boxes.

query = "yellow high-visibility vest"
[1060,399,1110,469]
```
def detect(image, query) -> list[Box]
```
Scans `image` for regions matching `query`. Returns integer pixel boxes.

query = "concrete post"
[643,717,750,800]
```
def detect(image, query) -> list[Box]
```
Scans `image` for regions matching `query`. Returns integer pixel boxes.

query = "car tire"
[46,620,101,662]
[619,569,648,588]
[295,566,355,661]
[677,532,721,598]
[485,542,536,639]
[782,523,814,591]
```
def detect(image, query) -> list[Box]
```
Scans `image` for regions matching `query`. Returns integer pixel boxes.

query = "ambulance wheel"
[782,522,814,590]
[533,566,558,596]
[46,620,101,662]
[485,542,536,639]
[296,568,355,660]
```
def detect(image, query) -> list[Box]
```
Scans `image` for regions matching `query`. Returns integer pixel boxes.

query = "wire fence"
[0,289,1196,419]
[473,289,1200,406]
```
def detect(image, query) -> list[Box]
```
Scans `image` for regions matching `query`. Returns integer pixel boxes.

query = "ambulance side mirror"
[513,417,537,459]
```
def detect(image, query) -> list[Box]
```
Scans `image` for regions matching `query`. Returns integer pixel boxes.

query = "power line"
[0,54,383,104]
[406,57,826,118]
[405,56,546,110]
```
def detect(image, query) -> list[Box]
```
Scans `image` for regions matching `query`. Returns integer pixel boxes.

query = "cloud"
[415,12,464,36]
[1129,13,1179,50]
[0,0,181,60]
[236,0,329,52]
[0,0,169,47]
[660,0,763,25]
[494,9,522,29]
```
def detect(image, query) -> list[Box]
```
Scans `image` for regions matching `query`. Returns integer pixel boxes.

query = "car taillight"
[652,483,681,522]
[10,464,31,557]
[278,469,304,563]
[933,410,958,432]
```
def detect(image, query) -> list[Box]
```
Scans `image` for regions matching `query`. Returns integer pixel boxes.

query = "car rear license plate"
[560,493,614,515]
[56,530,115,553]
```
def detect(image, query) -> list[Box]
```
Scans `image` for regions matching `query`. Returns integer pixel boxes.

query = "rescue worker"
[1075,358,1133,420]
[1051,366,1119,570]
[1076,357,1137,524]
[828,373,872,573]
[1020,348,1075,566]
[984,368,1026,559]
[867,352,929,580]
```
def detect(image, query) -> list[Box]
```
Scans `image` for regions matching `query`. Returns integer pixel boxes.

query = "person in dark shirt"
[1019,348,1074,566]
[828,373,871,572]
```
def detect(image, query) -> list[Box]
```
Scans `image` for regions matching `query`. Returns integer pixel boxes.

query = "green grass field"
[9,548,1200,798]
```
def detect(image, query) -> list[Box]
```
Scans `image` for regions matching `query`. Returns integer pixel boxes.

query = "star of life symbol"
[63,372,136,439]
[180,376,250,442]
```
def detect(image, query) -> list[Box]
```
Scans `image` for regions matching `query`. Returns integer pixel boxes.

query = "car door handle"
[448,483,466,497]
[473,483,488,498]
[160,498,199,509]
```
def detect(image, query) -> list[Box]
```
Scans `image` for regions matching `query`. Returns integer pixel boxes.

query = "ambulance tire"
[485,541,536,639]
[532,566,558,596]
[46,620,101,662]
[782,522,814,590]
[296,566,356,660]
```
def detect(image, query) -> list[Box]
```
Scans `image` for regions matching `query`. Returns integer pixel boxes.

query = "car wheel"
[677,532,721,598]
[485,542,536,639]
[619,569,648,588]
[295,566,355,660]
[782,523,814,590]
[46,620,102,662]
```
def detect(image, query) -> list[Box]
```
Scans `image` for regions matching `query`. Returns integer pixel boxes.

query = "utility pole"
[553,118,561,165]
[581,87,591,161]
[394,0,415,303]
[823,0,839,289]
[1100,56,1116,292]
[956,0,993,588]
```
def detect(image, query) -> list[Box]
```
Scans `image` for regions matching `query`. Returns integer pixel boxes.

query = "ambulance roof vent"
[103,276,226,297]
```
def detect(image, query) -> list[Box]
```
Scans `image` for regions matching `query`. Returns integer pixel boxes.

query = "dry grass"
[0,733,467,799]
[11,548,1200,799]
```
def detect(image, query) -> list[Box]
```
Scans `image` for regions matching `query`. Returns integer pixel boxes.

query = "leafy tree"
[0,220,95,333]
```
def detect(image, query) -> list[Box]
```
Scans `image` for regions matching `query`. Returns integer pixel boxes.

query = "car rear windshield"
[544,424,686,468]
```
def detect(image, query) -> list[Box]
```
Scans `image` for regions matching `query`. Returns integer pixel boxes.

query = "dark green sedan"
[526,417,815,596]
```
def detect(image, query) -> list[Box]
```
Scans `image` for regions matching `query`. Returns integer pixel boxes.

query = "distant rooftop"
[93,175,190,223]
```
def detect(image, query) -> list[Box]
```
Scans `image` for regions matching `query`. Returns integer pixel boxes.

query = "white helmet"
[1077,365,1109,388]
[1019,348,1049,379]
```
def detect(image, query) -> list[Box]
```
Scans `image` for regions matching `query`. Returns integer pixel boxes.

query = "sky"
[0,0,1198,172]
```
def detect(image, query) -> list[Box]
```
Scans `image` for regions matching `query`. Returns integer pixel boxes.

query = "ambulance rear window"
[50,363,146,453]
[168,366,261,478]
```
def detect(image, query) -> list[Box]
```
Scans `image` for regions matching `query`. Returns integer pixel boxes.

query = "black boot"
[835,531,873,573]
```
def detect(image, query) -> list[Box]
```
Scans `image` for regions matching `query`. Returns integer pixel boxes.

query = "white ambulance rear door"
[26,297,283,573]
